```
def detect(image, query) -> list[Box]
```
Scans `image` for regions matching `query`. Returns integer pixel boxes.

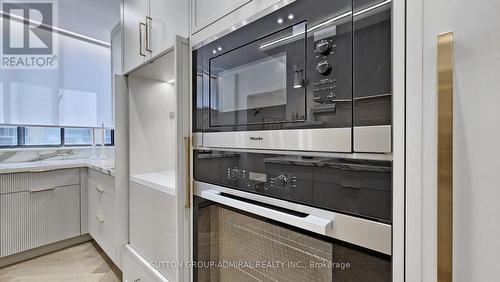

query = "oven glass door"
[193,196,392,281]
[209,22,307,128]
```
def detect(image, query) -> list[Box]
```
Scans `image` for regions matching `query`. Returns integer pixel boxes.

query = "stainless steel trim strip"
[353,125,392,153]
[202,128,352,152]
[194,181,392,254]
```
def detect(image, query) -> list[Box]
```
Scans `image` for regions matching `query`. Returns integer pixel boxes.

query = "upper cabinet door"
[191,0,251,34]
[123,0,149,74]
[149,0,189,58]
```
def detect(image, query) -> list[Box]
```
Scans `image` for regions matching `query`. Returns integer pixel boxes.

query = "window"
[24,127,62,146]
[64,128,92,145]
[0,126,18,146]
[105,129,113,145]
[0,126,113,147]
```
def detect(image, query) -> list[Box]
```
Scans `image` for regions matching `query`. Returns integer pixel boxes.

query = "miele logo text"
[249,137,263,141]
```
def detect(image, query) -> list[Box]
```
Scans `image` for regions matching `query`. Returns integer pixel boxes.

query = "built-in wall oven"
[193,0,392,153]
[192,0,393,281]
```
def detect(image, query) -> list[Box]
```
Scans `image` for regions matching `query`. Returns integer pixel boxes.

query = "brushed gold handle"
[184,136,191,208]
[139,22,146,57]
[145,16,152,52]
[437,32,453,282]
[28,169,56,173]
[95,186,104,193]
[96,216,104,223]
[29,187,55,193]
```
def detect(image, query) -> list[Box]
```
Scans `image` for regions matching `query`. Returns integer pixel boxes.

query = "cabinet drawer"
[88,169,115,197]
[0,185,80,257]
[123,245,168,282]
[0,168,80,195]
[88,184,116,262]
[129,181,176,231]
[130,209,177,281]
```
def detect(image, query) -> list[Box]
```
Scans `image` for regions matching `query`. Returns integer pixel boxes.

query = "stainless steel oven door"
[193,183,392,281]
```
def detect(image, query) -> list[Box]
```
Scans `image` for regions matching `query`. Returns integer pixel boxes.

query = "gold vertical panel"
[437,32,453,282]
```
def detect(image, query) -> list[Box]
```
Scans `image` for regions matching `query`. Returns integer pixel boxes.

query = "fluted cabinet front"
[0,170,81,258]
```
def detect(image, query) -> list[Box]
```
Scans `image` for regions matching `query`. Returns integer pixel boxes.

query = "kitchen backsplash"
[0,147,114,163]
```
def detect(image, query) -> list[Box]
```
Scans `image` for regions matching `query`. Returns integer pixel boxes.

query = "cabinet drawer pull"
[134,279,141,282]
[139,22,146,56]
[145,16,152,52]
[96,216,104,223]
[28,169,56,173]
[29,187,55,193]
[95,186,104,193]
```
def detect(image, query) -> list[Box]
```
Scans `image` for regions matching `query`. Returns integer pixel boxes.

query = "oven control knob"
[315,40,331,55]
[274,175,290,187]
[316,61,332,76]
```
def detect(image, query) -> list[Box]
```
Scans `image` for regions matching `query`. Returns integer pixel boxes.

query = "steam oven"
[193,0,392,153]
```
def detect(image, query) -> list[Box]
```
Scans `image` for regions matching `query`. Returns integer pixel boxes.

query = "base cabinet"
[123,244,168,282]
[129,181,178,281]
[87,169,117,264]
[0,169,81,258]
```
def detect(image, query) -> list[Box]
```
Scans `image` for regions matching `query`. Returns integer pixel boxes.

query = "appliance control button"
[316,60,332,76]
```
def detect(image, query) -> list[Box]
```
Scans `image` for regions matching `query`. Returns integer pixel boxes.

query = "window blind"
[0,30,112,128]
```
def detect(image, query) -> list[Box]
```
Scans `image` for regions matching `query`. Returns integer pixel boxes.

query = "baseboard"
[0,234,92,268]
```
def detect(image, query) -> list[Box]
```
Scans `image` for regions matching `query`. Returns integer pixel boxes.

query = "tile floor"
[0,241,121,282]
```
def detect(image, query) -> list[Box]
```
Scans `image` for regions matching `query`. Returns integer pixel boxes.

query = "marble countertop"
[130,170,175,195]
[0,158,116,176]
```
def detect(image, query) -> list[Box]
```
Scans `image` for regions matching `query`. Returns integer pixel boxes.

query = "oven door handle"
[200,189,333,235]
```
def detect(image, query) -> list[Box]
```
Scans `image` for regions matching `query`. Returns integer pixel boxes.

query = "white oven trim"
[202,128,352,152]
[194,181,392,255]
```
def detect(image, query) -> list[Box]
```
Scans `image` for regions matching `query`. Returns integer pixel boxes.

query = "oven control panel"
[312,26,337,106]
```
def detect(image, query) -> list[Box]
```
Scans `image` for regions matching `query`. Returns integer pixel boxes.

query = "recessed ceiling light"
[277,18,283,24]
[217,46,222,51]
[212,50,217,54]
[288,14,294,20]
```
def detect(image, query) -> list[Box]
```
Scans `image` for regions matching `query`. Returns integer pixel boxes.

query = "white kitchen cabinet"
[190,0,290,45]
[129,181,178,281]
[191,0,250,34]
[122,0,149,73]
[149,0,188,58]
[126,36,190,282]
[87,169,117,264]
[0,184,80,258]
[123,244,168,282]
[122,0,188,73]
